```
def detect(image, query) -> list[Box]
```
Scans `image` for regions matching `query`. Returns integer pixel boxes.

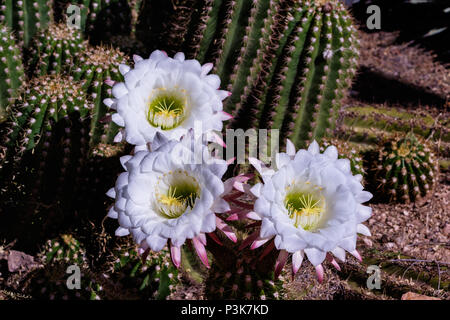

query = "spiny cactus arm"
[214,0,253,86]
[0,26,24,119]
[196,0,223,63]
[225,0,271,109]
[19,0,52,47]
[269,6,313,132]
[232,0,295,128]
[282,8,324,147]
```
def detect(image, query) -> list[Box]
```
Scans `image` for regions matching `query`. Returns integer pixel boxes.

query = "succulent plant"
[28,23,86,76]
[156,0,359,148]
[205,239,284,300]
[40,234,88,267]
[0,25,25,121]
[73,45,127,146]
[110,244,180,300]
[373,133,438,203]
[0,0,53,47]
[0,75,92,214]
[54,0,131,42]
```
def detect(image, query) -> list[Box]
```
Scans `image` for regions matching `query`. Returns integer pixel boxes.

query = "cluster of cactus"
[104,0,358,148]
[163,0,358,148]
[40,234,88,267]
[320,138,365,178]
[0,26,24,121]
[0,75,92,213]
[110,245,181,300]
[371,134,438,203]
[0,0,53,47]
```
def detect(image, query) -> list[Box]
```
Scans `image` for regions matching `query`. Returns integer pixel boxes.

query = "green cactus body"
[177,0,358,149]
[0,25,24,121]
[73,45,127,146]
[0,75,92,212]
[205,250,284,300]
[29,23,85,75]
[40,234,88,267]
[0,0,53,47]
[111,245,180,300]
[375,134,438,203]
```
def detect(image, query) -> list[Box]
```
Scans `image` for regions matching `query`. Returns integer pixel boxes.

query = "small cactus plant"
[0,0,53,47]
[28,23,85,75]
[373,134,438,203]
[110,244,180,300]
[40,234,88,267]
[0,25,25,121]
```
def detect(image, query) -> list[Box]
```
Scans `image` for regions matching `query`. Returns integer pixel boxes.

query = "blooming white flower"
[104,50,232,147]
[247,140,372,282]
[106,133,235,268]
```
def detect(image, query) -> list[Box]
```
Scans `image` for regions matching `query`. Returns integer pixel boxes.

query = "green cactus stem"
[0,25,24,121]
[0,0,53,47]
[73,45,127,146]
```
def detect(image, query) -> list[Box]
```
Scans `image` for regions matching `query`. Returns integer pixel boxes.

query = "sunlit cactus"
[29,23,86,75]
[0,25,25,121]
[0,0,53,47]
[373,133,438,203]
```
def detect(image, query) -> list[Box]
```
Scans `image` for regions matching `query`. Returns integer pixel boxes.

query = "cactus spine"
[0,25,24,121]
[172,0,359,148]
[0,75,92,212]
[0,0,53,47]
[29,23,85,75]
[73,45,127,146]
[374,134,438,203]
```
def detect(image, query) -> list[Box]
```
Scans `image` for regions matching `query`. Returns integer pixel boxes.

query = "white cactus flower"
[106,133,235,268]
[247,140,372,282]
[104,50,232,147]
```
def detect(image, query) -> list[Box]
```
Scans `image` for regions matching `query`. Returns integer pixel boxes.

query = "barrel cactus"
[40,234,88,267]
[373,134,438,203]
[29,23,85,75]
[0,25,24,121]
[0,0,53,47]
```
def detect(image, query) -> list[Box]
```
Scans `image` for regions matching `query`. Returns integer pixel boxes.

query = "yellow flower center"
[155,170,200,219]
[147,88,188,130]
[284,182,326,231]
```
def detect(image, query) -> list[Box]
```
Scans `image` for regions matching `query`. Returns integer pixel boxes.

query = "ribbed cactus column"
[177,0,359,149]
[0,0,53,47]
[73,45,127,146]
[235,0,359,148]
[0,25,24,121]
[205,240,284,300]
[29,23,85,75]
